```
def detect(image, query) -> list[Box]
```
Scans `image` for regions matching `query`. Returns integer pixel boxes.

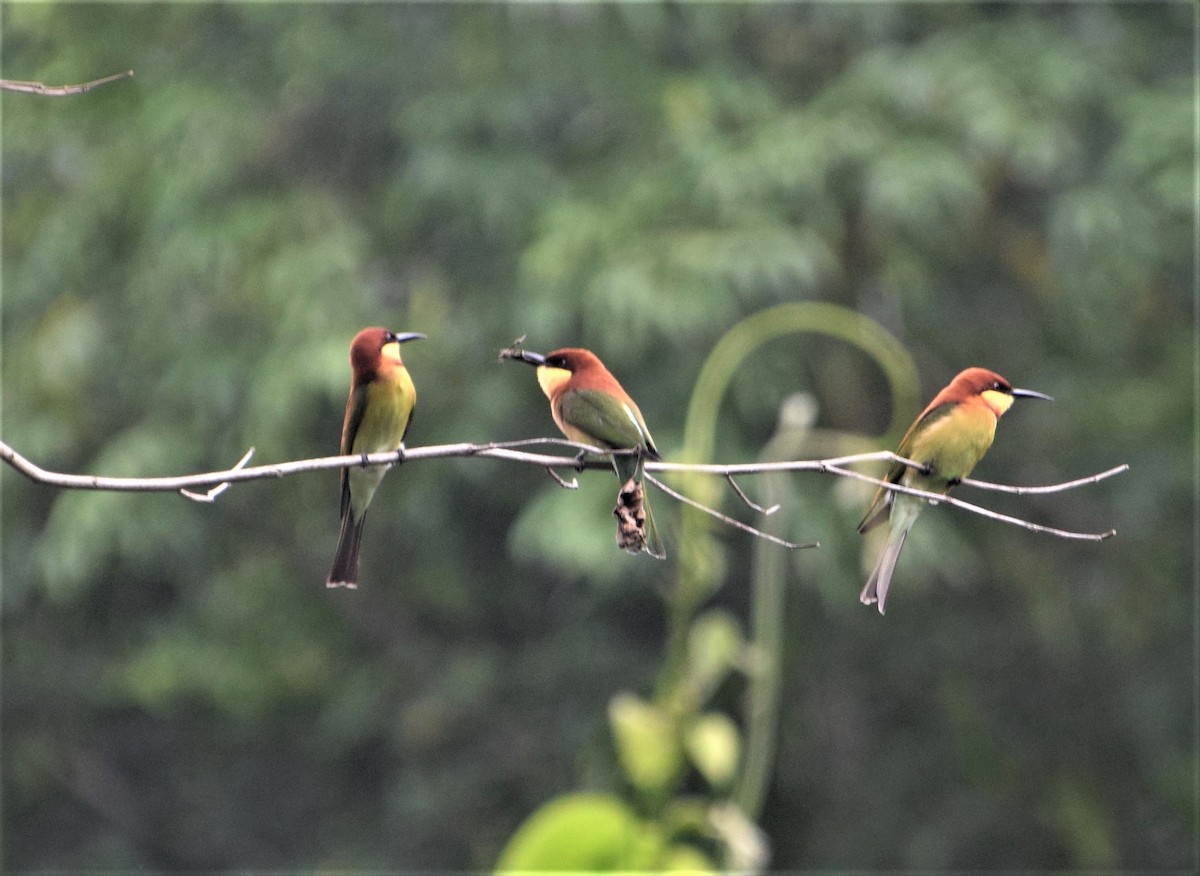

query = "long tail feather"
[859,526,908,614]
[632,453,665,560]
[641,488,666,560]
[860,500,919,614]
[326,510,366,588]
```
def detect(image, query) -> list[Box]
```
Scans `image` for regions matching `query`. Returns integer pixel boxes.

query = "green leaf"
[494,792,665,872]
[609,692,684,796]
[662,843,718,873]
[686,609,745,700]
[685,712,741,790]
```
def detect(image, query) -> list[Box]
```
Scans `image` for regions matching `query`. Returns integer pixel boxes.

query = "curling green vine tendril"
[660,302,919,817]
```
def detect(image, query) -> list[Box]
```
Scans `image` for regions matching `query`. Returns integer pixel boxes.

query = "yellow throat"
[536,365,572,401]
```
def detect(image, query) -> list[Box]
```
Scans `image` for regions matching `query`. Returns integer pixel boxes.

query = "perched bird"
[503,345,665,559]
[327,327,426,588]
[857,367,1052,613]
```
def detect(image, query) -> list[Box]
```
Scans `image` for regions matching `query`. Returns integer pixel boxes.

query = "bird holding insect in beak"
[327,327,426,588]
[502,344,665,559]
[858,367,1052,613]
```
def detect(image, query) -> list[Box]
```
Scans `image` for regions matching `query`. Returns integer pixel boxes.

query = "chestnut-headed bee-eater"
[326,327,426,588]
[857,367,1052,613]
[505,346,666,559]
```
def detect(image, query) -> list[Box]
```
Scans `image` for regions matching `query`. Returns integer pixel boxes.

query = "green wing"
[560,389,657,455]
[561,388,658,484]
[857,401,955,533]
[339,384,370,519]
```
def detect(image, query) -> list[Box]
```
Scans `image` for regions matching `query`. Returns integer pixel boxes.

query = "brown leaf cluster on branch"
[614,476,651,554]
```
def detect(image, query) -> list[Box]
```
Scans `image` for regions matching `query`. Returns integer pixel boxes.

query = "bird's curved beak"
[1012,387,1053,401]
[390,331,427,344]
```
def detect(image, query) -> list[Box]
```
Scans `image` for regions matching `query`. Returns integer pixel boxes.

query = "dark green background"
[2,2,1192,871]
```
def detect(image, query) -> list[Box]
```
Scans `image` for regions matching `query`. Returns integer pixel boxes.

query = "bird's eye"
[992,381,1004,391]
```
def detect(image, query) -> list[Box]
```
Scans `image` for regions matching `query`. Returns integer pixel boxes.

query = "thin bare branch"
[818,463,1115,541]
[644,473,817,551]
[0,438,1123,541]
[1,69,133,95]
[959,464,1130,494]
[0,437,610,493]
[653,450,1127,497]
[650,450,907,476]
[725,474,780,516]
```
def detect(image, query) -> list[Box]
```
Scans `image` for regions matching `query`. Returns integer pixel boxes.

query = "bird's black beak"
[1012,387,1053,401]
[500,348,546,367]
[389,331,427,344]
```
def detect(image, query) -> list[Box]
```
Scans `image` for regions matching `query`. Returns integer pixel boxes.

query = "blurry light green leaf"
[609,692,684,796]
[685,712,740,790]
[686,609,744,699]
[495,792,666,872]
[662,843,717,873]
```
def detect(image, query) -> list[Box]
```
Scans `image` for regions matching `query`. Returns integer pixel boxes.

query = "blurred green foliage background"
[1,2,1192,871]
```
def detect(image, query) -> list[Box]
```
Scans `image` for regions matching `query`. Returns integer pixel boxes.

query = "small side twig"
[547,468,579,489]
[179,447,256,503]
[644,472,817,551]
[726,474,780,516]
[1,69,133,95]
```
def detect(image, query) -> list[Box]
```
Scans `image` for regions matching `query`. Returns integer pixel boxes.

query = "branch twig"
[179,447,256,503]
[644,473,816,551]
[0,438,1124,541]
[959,465,1130,494]
[818,463,1117,541]
[546,467,579,489]
[0,437,612,493]
[725,474,780,516]
[1,69,133,95]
